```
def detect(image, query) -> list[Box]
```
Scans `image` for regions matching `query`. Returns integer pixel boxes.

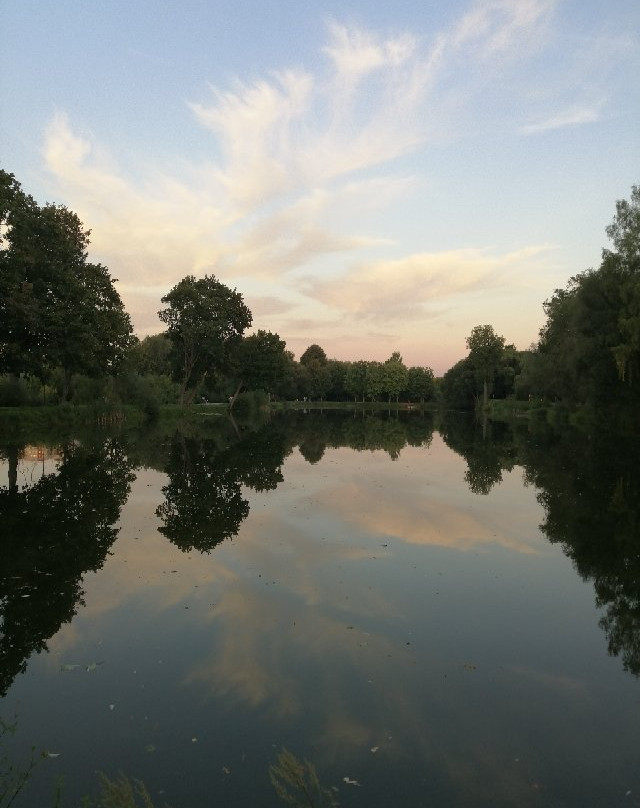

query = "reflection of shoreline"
[20,445,61,462]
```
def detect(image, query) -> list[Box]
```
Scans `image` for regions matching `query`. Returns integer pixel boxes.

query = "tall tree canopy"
[531,183,640,417]
[0,170,133,398]
[158,274,252,404]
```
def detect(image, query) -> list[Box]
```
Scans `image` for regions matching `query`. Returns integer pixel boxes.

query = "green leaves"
[0,170,133,394]
[158,274,252,404]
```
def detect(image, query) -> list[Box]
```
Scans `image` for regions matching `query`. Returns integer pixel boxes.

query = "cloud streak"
[302,246,552,321]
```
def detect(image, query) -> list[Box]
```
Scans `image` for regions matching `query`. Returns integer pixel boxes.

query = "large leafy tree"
[532,184,640,413]
[158,274,252,404]
[0,170,134,398]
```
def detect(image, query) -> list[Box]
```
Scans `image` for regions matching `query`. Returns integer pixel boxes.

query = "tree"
[345,360,368,402]
[605,183,640,266]
[158,274,252,404]
[466,324,506,408]
[406,366,435,403]
[441,357,477,409]
[228,329,288,408]
[382,352,408,402]
[128,333,172,376]
[0,171,134,398]
[299,343,330,401]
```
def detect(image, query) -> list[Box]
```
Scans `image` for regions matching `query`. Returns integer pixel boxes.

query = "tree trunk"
[228,380,243,411]
[62,367,72,402]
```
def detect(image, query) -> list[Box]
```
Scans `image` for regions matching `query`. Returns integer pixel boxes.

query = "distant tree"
[605,183,640,265]
[326,359,349,401]
[229,329,288,408]
[466,324,506,408]
[300,344,327,366]
[382,352,408,402]
[298,343,330,400]
[492,344,521,399]
[158,275,252,404]
[441,357,477,409]
[345,360,368,402]
[406,366,435,403]
[365,361,384,401]
[128,333,172,376]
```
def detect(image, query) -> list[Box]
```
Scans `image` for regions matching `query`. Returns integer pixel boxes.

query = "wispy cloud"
[520,102,603,134]
[302,246,552,322]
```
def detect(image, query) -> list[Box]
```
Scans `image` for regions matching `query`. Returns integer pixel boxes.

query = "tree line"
[2,167,639,421]
[0,169,435,411]
[442,184,640,425]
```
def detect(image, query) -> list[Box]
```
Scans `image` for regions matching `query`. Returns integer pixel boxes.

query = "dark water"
[1,410,639,807]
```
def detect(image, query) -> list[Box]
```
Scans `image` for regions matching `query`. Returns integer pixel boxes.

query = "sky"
[1,0,639,374]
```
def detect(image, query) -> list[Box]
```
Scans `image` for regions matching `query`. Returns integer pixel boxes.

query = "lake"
[1,409,639,807]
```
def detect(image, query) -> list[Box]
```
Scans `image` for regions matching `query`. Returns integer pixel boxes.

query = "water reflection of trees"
[289,409,434,462]
[156,426,290,554]
[442,414,640,677]
[520,427,640,677]
[439,413,516,495]
[155,410,435,553]
[0,439,134,696]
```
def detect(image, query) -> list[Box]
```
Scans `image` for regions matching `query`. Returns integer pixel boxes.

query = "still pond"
[1,410,639,807]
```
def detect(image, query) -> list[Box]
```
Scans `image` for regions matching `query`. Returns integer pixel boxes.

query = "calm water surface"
[1,411,639,807]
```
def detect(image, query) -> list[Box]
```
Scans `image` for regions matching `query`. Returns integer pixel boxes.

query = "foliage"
[269,749,339,808]
[229,329,288,408]
[405,365,435,403]
[527,183,640,424]
[299,344,327,366]
[127,334,172,377]
[298,344,330,401]
[158,274,252,404]
[382,352,408,402]
[0,171,134,398]
[441,357,477,409]
[465,325,506,408]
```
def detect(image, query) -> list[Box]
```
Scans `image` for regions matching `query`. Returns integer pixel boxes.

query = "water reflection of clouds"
[270,438,546,556]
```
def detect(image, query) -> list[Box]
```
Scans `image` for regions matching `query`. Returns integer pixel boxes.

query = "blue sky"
[2,0,639,373]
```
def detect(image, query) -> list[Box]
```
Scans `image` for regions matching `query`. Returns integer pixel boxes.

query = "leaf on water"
[60,664,81,672]
[463,663,477,671]
[144,744,156,753]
